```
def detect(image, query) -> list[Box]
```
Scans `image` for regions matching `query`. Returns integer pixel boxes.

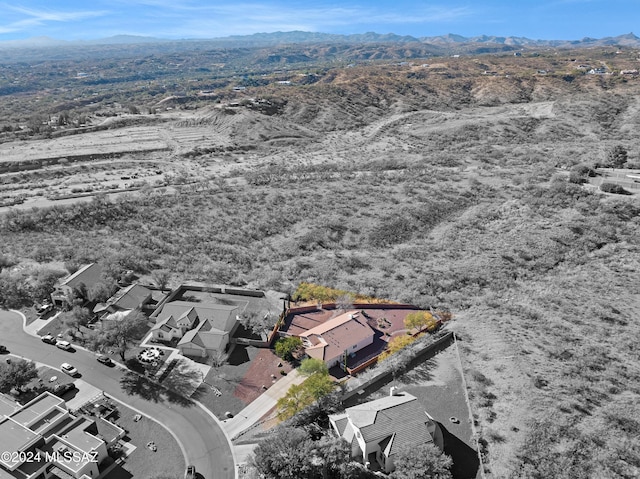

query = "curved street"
[0,309,235,479]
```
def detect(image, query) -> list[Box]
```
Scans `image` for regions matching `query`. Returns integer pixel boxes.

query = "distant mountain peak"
[1,30,640,52]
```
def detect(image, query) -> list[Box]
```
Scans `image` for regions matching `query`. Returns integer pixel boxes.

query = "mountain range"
[1,31,639,50]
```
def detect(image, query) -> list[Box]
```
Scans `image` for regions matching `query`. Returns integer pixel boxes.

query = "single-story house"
[94,284,153,319]
[328,389,440,473]
[51,263,103,307]
[150,300,240,357]
[298,311,375,369]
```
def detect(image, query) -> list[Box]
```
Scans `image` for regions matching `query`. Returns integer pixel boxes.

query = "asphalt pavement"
[0,309,235,479]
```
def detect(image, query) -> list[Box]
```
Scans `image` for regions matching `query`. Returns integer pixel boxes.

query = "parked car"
[0,345,7,353]
[184,466,196,479]
[51,383,76,397]
[60,363,78,376]
[96,354,113,365]
[37,303,54,317]
[41,335,57,344]
[56,340,72,351]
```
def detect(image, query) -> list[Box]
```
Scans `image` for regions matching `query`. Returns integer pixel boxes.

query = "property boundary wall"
[340,331,454,402]
[149,283,266,320]
[285,302,422,316]
[454,333,487,479]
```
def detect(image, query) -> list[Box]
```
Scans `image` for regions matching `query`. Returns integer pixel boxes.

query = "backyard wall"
[341,331,454,403]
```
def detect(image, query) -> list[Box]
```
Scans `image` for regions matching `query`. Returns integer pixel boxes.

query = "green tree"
[251,428,315,479]
[88,281,115,303]
[275,336,303,361]
[299,358,329,377]
[251,428,374,479]
[277,372,335,421]
[72,281,88,302]
[389,443,453,479]
[65,306,92,335]
[29,268,66,304]
[600,182,631,195]
[152,269,171,290]
[0,270,30,308]
[0,254,15,272]
[606,145,628,169]
[304,372,335,400]
[91,311,147,361]
[0,359,38,393]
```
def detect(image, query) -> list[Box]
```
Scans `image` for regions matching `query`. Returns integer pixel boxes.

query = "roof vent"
[390,386,399,396]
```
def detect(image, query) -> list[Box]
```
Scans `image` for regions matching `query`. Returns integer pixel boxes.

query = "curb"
[13,308,237,478]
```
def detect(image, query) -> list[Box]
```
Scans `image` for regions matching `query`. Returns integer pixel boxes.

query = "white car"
[60,363,78,376]
[56,340,72,351]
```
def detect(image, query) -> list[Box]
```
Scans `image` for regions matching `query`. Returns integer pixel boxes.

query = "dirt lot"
[195,345,292,420]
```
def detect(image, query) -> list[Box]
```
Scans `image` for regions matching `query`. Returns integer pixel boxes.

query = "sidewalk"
[222,369,306,440]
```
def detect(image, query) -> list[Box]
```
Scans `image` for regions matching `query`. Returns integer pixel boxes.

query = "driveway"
[222,369,305,440]
[0,309,235,479]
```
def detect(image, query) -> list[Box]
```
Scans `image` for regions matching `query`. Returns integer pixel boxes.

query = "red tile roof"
[299,311,374,363]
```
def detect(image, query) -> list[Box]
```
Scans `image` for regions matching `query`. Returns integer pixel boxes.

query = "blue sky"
[0,1,637,42]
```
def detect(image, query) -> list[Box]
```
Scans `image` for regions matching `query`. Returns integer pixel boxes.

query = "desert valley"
[0,33,639,479]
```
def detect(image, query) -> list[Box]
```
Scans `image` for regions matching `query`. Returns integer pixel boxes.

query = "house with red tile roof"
[299,311,375,369]
[328,389,441,473]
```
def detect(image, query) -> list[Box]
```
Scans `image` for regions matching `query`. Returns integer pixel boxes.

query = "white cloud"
[0,4,108,34]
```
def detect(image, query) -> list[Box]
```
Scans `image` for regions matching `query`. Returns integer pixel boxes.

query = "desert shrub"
[568,172,587,184]
[378,334,420,361]
[600,182,631,195]
[606,145,628,168]
[291,282,384,303]
[573,165,597,177]
[368,215,413,247]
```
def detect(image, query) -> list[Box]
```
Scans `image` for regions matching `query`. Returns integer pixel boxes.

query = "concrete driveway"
[222,369,305,440]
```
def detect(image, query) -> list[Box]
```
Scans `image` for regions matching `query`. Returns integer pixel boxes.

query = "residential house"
[0,391,124,479]
[150,305,199,342]
[328,389,440,473]
[150,301,240,357]
[93,284,153,320]
[298,311,375,369]
[51,263,103,308]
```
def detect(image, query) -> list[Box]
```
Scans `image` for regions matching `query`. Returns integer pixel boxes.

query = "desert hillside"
[1,45,639,478]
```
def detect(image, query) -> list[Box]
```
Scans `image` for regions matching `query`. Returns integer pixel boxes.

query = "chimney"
[390,386,399,396]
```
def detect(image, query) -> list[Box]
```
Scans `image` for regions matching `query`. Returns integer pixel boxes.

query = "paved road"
[0,309,235,479]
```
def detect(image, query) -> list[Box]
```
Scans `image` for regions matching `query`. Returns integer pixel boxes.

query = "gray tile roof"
[344,392,434,457]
